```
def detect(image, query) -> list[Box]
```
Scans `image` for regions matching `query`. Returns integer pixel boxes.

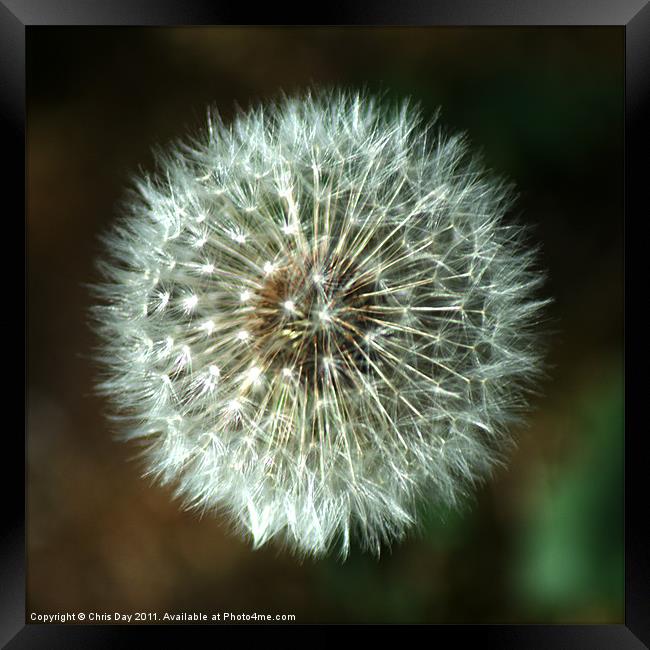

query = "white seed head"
[92,90,547,557]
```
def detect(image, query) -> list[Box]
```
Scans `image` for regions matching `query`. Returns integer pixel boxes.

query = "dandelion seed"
[282,222,299,236]
[92,89,547,558]
[198,319,215,335]
[247,365,262,383]
[181,294,199,314]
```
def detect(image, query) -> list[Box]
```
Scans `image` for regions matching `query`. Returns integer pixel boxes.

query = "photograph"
[26,25,624,625]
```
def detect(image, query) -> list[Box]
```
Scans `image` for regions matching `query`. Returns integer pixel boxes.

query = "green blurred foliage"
[514,371,623,621]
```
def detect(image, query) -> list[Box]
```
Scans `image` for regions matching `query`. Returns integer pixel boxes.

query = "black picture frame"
[8,1,647,646]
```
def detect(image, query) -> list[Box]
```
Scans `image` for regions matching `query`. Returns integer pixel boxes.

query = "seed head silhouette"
[93,90,546,557]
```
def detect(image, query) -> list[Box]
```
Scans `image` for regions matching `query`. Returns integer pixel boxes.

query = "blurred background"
[27,27,623,623]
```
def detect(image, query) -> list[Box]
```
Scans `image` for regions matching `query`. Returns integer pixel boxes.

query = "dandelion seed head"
[93,89,547,557]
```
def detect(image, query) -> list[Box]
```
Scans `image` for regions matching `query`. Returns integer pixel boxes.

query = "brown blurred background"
[27,27,623,623]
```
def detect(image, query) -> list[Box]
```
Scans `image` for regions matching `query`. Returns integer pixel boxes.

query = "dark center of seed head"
[247,254,381,382]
